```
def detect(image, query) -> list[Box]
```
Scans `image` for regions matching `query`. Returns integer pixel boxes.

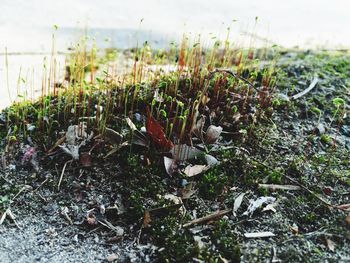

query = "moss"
[211,219,241,261]
[268,170,283,184]
[151,216,198,262]
[320,134,332,145]
[303,212,317,223]
[198,167,229,200]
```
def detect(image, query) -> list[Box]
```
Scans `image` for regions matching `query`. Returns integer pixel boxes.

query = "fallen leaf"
[80,152,92,167]
[194,235,207,250]
[290,223,299,234]
[243,196,276,217]
[146,107,173,150]
[262,202,278,213]
[345,213,350,226]
[336,203,350,211]
[143,210,152,227]
[126,117,137,131]
[164,156,177,176]
[60,124,93,160]
[183,164,209,177]
[244,231,275,238]
[104,127,123,145]
[323,186,333,196]
[206,125,223,144]
[170,144,203,161]
[164,194,185,216]
[86,211,97,225]
[107,254,119,262]
[181,183,197,199]
[326,238,336,252]
[205,154,220,166]
[219,254,229,263]
[192,115,206,139]
[233,193,245,215]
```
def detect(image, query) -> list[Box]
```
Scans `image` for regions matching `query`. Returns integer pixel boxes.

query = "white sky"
[0,0,350,108]
[0,0,350,51]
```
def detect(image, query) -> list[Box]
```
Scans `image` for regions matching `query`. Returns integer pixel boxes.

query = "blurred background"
[1,0,349,108]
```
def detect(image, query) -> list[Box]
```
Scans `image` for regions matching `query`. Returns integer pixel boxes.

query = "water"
[1,0,349,109]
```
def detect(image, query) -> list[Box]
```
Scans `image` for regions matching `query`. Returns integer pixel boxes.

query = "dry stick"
[33,177,49,192]
[285,175,332,207]
[290,77,319,100]
[47,135,66,154]
[11,185,32,202]
[209,69,256,89]
[58,160,72,191]
[252,157,346,210]
[183,209,232,228]
[61,208,73,225]
[0,173,11,185]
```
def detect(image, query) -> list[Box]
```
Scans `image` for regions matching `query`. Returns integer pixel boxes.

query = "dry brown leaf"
[80,152,92,167]
[345,213,350,226]
[290,223,299,235]
[86,212,97,225]
[143,210,152,228]
[336,203,350,211]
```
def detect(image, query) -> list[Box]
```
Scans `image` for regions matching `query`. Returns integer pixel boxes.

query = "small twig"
[97,219,123,236]
[61,207,73,225]
[47,135,66,154]
[11,185,32,203]
[58,160,72,191]
[210,69,256,89]
[290,77,319,100]
[183,209,232,228]
[0,173,11,185]
[33,177,49,192]
[285,175,332,207]
[135,225,143,245]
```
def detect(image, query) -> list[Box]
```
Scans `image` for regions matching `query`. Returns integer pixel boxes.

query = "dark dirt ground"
[1,50,350,262]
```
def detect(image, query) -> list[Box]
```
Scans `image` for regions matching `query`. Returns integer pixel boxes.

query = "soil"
[1,50,350,262]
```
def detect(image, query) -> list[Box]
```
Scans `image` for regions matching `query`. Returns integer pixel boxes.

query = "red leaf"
[323,186,333,196]
[146,107,173,150]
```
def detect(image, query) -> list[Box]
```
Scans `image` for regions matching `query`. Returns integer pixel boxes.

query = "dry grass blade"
[57,160,72,191]
[244,231,275,238]
[291,77,319,100]
[258,184,301,191]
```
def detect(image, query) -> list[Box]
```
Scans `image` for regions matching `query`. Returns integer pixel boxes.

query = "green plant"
[199,168,228,200]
